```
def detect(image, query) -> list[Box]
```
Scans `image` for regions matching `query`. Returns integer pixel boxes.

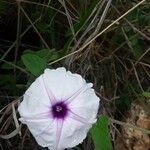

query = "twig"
[20,6,50,49]
[112,4,150,41]
[48,0,146,65]
[127,47,150,77]
[58,0,76,40]
[20,0,77,21]
[111,27,148,55]
[67,0,104,53]
[87,0,112,40]
[131,62,144,92]
[14,1,21,81]
[0,18,41,60]
[134,47,150,66]
[110,118,150,135]
[0,59,30,75]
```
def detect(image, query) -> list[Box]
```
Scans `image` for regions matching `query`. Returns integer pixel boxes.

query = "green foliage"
[142,92,150,98]
[21,53,47,76]
[127,9,139,22]
[23,49,65,62]
[90,115,112,150]
[125,6,150,58]
[21,49,65,76]
[66,0,99,37]
[127,7,150,27]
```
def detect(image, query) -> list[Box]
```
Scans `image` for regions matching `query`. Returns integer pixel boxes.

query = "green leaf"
[23,49,64,62]
[36,49,52,60]
[21,53,46,76]
[90,115,112,150]
[36,49,57,61]
[142,92,150,98]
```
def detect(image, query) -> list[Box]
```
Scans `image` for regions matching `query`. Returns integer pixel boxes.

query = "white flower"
[18,67,99,150]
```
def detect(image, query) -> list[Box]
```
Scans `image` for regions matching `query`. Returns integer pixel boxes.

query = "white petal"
[57,88,99,150]
[26,119,56,148]
[69,88,99,123]
[58,117,92,150]
[18,74,52,117]
[43,67,87,102]
[18,95,50,119]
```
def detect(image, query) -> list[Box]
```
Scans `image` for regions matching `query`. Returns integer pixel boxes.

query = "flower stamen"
[52,102,68,119]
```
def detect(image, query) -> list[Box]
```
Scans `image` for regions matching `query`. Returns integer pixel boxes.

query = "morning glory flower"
[18,67,99,150]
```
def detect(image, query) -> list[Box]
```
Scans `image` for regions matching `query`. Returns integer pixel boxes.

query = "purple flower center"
[51,102,68,119]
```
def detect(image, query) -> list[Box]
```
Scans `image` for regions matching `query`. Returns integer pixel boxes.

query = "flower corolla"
[18,67,99,150]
